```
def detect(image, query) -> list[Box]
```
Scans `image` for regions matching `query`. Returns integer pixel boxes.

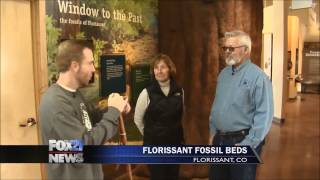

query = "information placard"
[131,63,151,104]
[100,54,126,97]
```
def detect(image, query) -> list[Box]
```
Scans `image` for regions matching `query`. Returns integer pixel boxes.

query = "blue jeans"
[209,133,264,180]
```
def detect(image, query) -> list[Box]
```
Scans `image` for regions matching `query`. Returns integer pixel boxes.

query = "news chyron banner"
[1,140,261,164]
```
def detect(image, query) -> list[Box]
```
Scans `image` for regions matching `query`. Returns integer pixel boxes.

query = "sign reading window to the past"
[100,54,126,97]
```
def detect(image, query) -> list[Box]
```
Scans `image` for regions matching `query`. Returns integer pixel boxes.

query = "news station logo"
[49,139,84,163]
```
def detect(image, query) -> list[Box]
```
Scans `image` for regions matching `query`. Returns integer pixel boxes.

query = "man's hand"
[122,96,131,114]
[108,93,131,114]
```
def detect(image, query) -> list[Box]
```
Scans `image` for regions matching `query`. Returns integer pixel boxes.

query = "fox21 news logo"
[49,139,84,163]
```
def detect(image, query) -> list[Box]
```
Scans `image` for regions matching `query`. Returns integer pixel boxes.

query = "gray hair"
[224,30,252,52]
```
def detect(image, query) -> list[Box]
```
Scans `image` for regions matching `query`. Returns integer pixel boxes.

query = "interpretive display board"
[100,54,126,97]
[131,63,151,104]
[45,0,158,102]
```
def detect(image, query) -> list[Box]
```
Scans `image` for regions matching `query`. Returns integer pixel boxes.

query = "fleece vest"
[143,79,183,144]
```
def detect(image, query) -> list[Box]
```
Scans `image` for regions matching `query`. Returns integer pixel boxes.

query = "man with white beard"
[208,31,274,180]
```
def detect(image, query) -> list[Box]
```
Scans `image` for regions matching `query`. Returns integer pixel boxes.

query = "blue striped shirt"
[209,59,274,148]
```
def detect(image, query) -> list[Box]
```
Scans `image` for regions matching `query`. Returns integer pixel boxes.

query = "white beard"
[225,57,240,66]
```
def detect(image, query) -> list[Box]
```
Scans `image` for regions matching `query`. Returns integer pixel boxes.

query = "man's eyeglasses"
[222,45,246,52]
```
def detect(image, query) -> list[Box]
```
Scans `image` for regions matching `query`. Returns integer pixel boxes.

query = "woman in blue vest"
[134,54,184,180]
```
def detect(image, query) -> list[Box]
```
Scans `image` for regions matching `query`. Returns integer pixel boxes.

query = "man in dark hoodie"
[39,39,130,179]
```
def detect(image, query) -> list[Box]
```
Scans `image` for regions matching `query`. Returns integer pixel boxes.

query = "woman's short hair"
[150,53,176,77]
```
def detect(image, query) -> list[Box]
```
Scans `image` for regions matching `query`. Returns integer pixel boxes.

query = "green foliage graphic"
[46,15,61,85]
